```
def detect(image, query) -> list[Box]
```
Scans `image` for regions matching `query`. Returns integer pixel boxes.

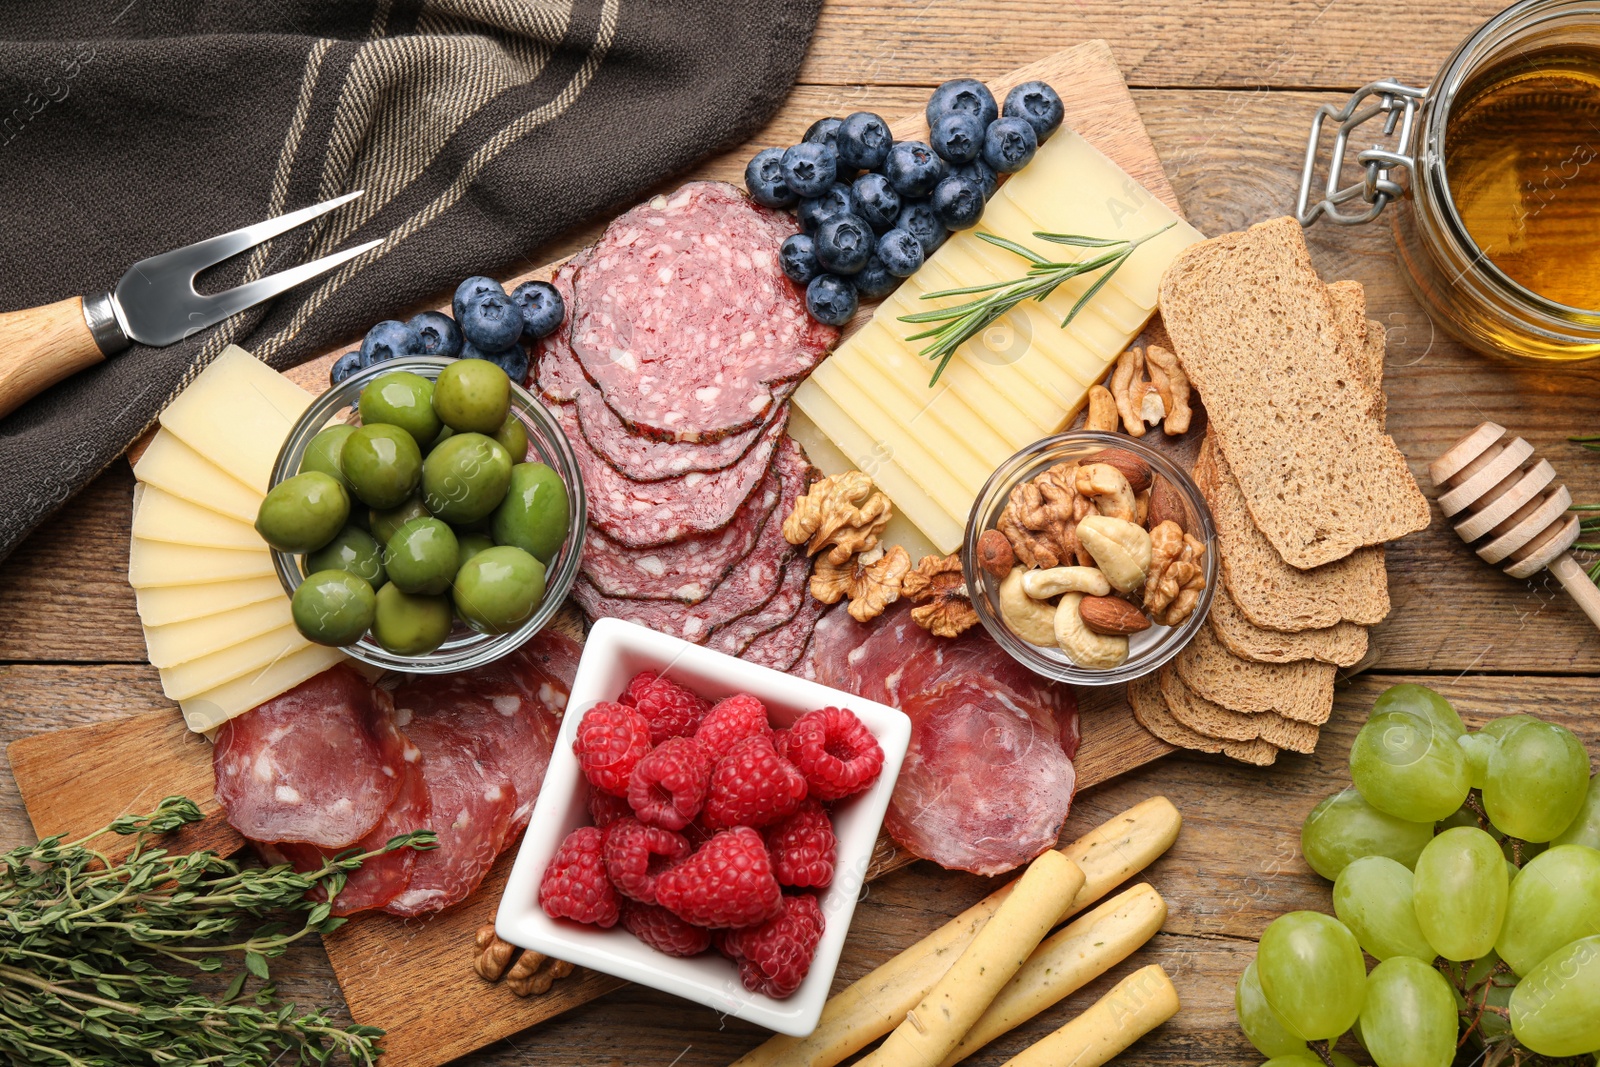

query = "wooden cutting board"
[13,38,1181,1067]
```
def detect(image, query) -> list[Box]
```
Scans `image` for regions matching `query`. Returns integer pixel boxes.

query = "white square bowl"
[496,617,910,1037]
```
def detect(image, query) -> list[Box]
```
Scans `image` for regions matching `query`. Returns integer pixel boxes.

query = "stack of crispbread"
[1128,217,1430,765]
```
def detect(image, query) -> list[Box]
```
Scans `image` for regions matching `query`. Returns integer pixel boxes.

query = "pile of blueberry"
[330,276,566,389]
[745,78,1064,328]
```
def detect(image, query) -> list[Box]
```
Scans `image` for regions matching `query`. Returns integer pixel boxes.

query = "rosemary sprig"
[900,223,1176,386]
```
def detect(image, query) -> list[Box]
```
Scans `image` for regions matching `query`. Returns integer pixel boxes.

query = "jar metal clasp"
[1295,80,1430,226]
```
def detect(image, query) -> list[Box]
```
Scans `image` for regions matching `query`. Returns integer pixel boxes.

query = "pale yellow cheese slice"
[134,575,287,626]
[178,642,347,733]
[157,345,313,492]
[158,623,314,701]
[142,596,295,669]
[128,538,276,588]
[132,485,265,550]
[132,430,262,523]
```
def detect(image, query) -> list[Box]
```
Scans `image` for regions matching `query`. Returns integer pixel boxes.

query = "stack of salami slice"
[531,182,838,671]
[213,631,580,916]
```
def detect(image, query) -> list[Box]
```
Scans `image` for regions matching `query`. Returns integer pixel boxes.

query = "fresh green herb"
[899,223,1177,386]
[0,795,435,1066]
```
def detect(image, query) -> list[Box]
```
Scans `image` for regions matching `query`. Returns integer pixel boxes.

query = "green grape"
[1553,774,1600,850]
[1358,956,1459,1067]
[1237,959,1309,1056]
[1372,684,1465,739]
[1481,714,1535,741]
[1510,934,1600,1056]
[1302,788,1436,881]
[1457,732,1496,791]
[1484,718,1591,842]
[1333,856,1437,961]
[1350,711,1471,823]
[1257,911,1367,1040]
[1496,844,1600,975]
[1412,827,1509,961]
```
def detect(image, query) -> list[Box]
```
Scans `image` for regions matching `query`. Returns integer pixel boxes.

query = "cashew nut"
[1053,592,1129,669]
[1074,463,1137,523]
[999,567,1058,647]
[1022,566,1111,600]
[1076,515,1153,593]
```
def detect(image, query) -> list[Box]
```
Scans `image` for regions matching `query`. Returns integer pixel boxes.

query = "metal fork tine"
[202,237,384,321]
[130,190,367,283]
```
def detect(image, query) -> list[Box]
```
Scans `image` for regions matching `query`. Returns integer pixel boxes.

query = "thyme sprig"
[0,795,436,1066]
[899,223,1176,386]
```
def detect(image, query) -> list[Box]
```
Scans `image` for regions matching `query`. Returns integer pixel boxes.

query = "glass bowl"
[267,356,587,674]
[963,431,1217,686]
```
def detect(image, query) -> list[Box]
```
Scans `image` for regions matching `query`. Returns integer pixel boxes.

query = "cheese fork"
[0,191,382,418]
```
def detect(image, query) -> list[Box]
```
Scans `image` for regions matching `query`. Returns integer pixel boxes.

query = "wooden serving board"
[15,39,1180,1067]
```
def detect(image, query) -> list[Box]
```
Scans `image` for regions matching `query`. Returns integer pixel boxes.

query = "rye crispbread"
[1208,582,1369,667]
[1174,623,1336,725]
[1159,217,1428,567]
[1196,432,1390,630]
[1158,665,1320,754]
[1126,673,1279,766]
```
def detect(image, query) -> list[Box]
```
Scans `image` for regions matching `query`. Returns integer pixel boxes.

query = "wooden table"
[4,3,1596,1064]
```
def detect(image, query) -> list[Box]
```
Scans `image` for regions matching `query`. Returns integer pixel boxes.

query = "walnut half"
[782,471,892,566]
[902,553,978,638]
[811,544,912,622]
[1144,520,1206,626]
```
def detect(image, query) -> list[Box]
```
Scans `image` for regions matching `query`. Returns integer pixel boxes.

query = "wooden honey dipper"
[1430,422,1600,631]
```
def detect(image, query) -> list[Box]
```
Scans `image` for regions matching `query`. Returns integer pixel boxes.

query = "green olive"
[457,532,495,568]
[369,496,430,545]
[303,525,385,588]
[358,371,442,448]
[384,517,459,596]
[299,424,357,486]
[421,432,512,524]
[372,582,454,656]
[494,413,529,462]
[292,569,377,646]
[453,545,546,634]
[255,471,350,553]
[432,358,511,434]
[491,462,570,563]
[341,423,423,509]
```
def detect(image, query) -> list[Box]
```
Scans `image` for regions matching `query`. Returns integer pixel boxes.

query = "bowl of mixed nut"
[964,431,1217,685]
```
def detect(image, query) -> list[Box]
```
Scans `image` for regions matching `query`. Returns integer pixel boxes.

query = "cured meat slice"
[213,665,408,848]
[741,591,827,672]
[556,400,782,547]
[576,383,782,483]
[708,553,808,657]
[384,716,517,917]
[581,461,782,603]
[570,182,837,442]
[532,261,586,401]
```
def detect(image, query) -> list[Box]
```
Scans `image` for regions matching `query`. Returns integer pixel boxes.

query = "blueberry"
[953,158,999,201]
[360,319,425,365]
[813,213,875,275]
[803,116,844,151]
[510,280,565,339]
[330,350,363,386]
[930,174,986,230]
[930,112,984,165]
[407,310,463,358]
[806,275,858,327]
[875,227,926,277]
[744,146,796,209]
[458,292,523,353]
[851,173,901,233]
[852,255,899,300]
[836,111,891,172]
[897,203,948,257]
[883,141,945,198]
[1003,80,1065,143]
[453,276,504,321]
[797,183,858,233]
[781,142,839,199]
[926,78,998,130]
[462,340,530,384]
[780,233,822,285]
[981,117,1038,174]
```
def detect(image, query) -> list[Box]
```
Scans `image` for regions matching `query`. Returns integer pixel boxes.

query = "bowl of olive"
[259,355,586,673]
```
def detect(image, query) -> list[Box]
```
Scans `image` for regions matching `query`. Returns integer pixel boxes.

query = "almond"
[975,528,1015,579]
[1080,448,1152,493]
[1147,475,1188,533]
[1078,594,1152,636]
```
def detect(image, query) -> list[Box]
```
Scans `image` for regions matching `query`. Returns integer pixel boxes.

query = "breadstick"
[856,850,1086,1067]
[938,883,1167,1067]
[998,964,1179,1067]
[728,797,1182,1067]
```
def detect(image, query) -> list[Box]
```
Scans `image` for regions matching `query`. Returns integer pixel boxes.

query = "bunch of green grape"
[1237,684,1600,1067]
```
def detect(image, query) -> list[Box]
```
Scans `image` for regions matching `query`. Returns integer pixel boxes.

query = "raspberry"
[603,817,690,905]
[631,675,711,744]
[764,799,836,888]
[701,735,808,831]
[620,900,712,957]
[722,893,825,998]
[628,736,714,831]
[695,694,773,759]
[539,826,619,927]
[587,788,634,829]
[573,702,652,797]
[656,827,784,929]
[618,670,660,706]
[782,707,884,801]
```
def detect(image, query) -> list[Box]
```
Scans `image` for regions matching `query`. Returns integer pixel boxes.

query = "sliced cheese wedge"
[158,623,314,701]
[132,430,262,523]
[142,596,295,669]
[158,346,313,492]
[128,538,276,588]
[134,575,287,626]
[132,485,266,550]
[178,642,347,733]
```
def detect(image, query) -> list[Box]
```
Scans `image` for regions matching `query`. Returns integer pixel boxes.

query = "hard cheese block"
[793,129,1204,553]
[128,539,277,588]
[131,430,263,524]
[158,345,314,491]
[133,485,266,550]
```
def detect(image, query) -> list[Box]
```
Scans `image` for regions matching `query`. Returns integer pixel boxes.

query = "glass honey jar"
[1297,0,1600,362]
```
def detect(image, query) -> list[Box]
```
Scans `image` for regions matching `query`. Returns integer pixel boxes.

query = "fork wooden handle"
[0,297,105,420]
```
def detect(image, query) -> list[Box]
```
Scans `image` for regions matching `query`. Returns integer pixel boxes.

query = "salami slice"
[708,553,808,657]
[532,261,586,401]
[213,665,408,848]
[581,461,782,603]
[576,383,784,482]
[741,590,827,672]
[570,182,837,442]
